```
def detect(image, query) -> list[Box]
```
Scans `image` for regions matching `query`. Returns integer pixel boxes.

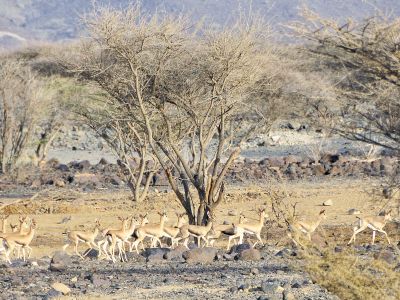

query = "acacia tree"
[290,8,400,211]
[290,9,400,151]
[60,5,286,223]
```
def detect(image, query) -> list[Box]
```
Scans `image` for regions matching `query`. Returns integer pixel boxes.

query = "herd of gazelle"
[0,208,394,263]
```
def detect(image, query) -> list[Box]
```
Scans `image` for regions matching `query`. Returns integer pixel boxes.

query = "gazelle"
[131,212,168,254]
[63,220,101,259]
[348,210,392,245]
[2,219,37,263]
[207,213,247,248]
[180,212,214,248]
[227,208,268,249]
[288,209,327,247]
[161,213,187,248]
[97,216,130,259]
[0,216,29,259]
[0,215,9,233]
[107,217,140,262]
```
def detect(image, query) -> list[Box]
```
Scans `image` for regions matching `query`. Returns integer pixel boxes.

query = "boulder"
[164,245,186,261]
[86,273,111,287]
[239,248,261,261]
[54,179,65,188]
[83,248,99,259]
[73,173,100,185]
[229,243,251,254]
[49,251,72,272]
[56,164,70,172]
[183,247,218,264]
[374,250,397,265]
[142,248,170,258]
[268,157,286,168]
[313,164,326,176]
[322,199,333,206]
[143,248,170,262]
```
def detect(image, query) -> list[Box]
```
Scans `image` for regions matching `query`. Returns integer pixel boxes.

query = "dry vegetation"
[1,3,400,299]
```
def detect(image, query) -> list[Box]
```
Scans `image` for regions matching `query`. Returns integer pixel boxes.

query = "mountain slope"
[0,0,399,48]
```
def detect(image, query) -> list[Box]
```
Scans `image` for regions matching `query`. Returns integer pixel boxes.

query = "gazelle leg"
[82,242,92,257]
[348,225,367,245]
[26,246,32,258]
[74,241,84,259]
[372,231,376,245]
[377,229,391,244]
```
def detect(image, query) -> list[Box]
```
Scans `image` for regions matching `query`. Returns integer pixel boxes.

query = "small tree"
[0,59,43,173]
[59,5,288,222]
[290,8,400,212]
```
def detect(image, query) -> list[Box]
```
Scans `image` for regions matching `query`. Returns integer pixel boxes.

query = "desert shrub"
[304,249,400,300]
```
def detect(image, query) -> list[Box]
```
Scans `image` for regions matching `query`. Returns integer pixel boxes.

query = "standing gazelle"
[2,219,37,263]
[348,210,392,245]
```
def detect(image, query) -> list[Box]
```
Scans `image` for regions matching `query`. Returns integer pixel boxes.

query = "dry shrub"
[304,249,400,300]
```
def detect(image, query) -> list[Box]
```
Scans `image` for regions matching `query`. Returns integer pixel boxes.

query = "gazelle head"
[94,219,101,228]
[10,223,18,232]
[19,215,29,229]
[176,213,187,226]
[258,208,268,219]
[139,213,149,225]
[319,209,327,220]
[238,213,247,224]
[384,210,392,221]
[31,219,37,229]
[158,211,168,222]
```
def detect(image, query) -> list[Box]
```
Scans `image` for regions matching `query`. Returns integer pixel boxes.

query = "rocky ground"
[1,244,340,300]
[2,241,399,300]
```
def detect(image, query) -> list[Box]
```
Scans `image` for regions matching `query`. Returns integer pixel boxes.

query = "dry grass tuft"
[304,249,400,300]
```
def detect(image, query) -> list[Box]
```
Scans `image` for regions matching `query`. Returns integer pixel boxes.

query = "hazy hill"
[0,0,399,48]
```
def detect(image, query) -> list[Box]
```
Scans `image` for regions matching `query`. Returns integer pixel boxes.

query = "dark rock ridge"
[1,154,398,192]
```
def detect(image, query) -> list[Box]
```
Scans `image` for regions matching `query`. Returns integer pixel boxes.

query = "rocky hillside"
[1,0,400,48]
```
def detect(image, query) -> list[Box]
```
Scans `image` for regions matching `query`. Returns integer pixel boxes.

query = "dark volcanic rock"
[50,251,72,272]
[183,247,218,264]
[229,243,251,254]
[239,249,261,261]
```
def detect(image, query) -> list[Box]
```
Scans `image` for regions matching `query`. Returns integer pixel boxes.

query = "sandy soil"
[0,177,398,259]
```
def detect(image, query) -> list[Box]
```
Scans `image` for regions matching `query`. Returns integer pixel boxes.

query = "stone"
[291,282,301,288]
[260,281,284,294]
[228,210,238,216]
[283,290,296,300]
[56,164,70,172]
[313,164,326,176]
[237,282,250,291]
[45,289,62,299]
[322,199,333,206]
[183,247,218,264]
[251,267,260,275]
[374,250,397,265]
[164,245,186,261]
[239,249,261,261]
[49,251,71,272]
[54,179,65,188]
[83,248,99,259]
[51,282,71,295]
[348,208,361,215]
[142,248,170,258]
[229,243,251,254]
[275,248,294,257]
